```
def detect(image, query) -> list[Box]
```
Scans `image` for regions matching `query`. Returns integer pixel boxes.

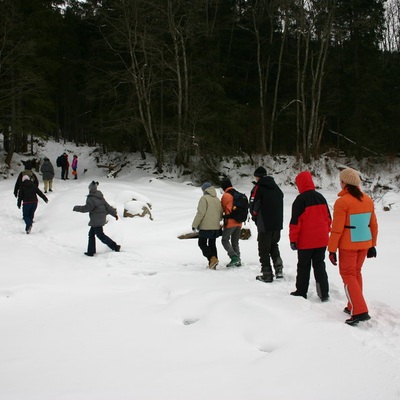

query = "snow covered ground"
[1,139,400,400]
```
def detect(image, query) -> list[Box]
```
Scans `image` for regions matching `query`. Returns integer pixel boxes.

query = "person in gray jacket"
[192,182,223,269]
[73,181,120,257]
[40,157,55,193]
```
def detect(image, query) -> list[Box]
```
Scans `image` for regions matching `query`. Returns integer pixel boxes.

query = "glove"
[290,242,297,251]
[192,227,197,232]
[329,252,337,266]
[18,205,21,209]
[115,215,119,221]
[367,247,377,258]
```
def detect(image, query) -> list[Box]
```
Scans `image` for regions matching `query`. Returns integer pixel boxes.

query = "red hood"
[295,171,315,194]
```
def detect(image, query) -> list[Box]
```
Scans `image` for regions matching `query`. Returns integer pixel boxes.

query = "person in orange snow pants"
[328,168,378,326]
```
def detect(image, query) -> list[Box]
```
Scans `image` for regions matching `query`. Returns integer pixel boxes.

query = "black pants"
[87,226,117,255]
[295,247,329,298]
[257,231,282,276]
[198,237,217,261]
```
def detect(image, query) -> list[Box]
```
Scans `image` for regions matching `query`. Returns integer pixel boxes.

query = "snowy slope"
[1,139,400,400]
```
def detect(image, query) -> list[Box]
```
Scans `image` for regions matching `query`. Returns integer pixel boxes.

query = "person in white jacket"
[192,182,223,269]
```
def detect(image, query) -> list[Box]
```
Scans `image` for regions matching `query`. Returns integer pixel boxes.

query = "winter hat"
[340,168,361,187]
[88,181,99,192]
[220,178,232,191]
[254,166,267,177]
[22,175,30,182]
[201,182,212,193]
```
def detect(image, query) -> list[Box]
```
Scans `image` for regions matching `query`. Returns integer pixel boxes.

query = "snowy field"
[1,140,400,400]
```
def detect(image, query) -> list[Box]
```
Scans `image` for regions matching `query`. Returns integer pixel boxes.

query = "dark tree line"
[1,0,400,168]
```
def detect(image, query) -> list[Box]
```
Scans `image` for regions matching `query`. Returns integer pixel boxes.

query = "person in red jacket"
[328,167,378,326]
[289,171,331,301]
[221,178,242,267]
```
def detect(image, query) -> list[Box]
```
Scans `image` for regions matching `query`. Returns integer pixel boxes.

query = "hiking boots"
[256,274,273,283]
[275,268,283,279]
[208,256,219,270]
[345,312,371,326]
[290,291,307,299]
[226,255,241,267]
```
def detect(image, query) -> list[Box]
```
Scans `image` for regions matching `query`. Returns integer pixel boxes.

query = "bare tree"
[294,0,335,162]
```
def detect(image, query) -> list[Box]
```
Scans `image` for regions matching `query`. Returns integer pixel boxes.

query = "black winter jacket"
[17,180,48,207]
[14,170,39,197]
[249,176,284,232]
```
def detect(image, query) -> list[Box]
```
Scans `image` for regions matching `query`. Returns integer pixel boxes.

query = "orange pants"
[338,249,368,316]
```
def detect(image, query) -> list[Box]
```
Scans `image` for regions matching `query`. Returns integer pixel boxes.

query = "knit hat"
[340,168,361,187]
[22,175,30,182]
[201,182,212,193]
[88,181,99,192]
[220,178,232,191]
[254,166,267,177]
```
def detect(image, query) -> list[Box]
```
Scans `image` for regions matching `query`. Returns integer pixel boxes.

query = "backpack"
[56,155,63,167]
[226,189,249,223]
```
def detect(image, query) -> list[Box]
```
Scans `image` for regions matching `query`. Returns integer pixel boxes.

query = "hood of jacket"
[204,186,217,197]
[88,189,104,200]
[257,175,279,190]
[295,171,315,194]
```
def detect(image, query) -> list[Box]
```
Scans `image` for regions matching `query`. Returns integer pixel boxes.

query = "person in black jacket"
[13,160,39,198]
[17,175,48,234]
[250,166,284,282]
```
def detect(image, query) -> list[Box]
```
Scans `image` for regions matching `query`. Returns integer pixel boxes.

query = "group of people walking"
[14,157,378,326]
[192,166,378,326]
[14,153,79,234]
[57,153,78,180]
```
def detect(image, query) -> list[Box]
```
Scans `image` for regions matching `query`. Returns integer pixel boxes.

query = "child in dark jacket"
[17,175,48,234]
[73,181,120,256]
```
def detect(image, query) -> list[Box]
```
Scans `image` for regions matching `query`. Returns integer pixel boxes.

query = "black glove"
[290,242,297,251]
[192,227,197,232]
[367,247,377,258]
[329,252,337,266]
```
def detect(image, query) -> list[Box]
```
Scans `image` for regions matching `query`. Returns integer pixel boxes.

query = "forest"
[1,0,400,169]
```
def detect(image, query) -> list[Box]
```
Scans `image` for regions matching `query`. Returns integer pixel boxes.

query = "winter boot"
[345,313,371,326]
[256,274,273,283]
[275,268,283,279]
[290,291,307,299]
[208,256,219,270]
[226,255,241,267]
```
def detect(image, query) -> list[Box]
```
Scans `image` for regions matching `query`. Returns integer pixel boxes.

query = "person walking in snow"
[221,178,242,267]
[71,155,78,179]
[13,160,39,198]
[17,175,48,234]
[192,182,223,269]
[73,181,121,257]
[249,166,284,282]
[289,171,331,301]
[40,157,55,193]
[328,167,378,326]
[57,153,69,180]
